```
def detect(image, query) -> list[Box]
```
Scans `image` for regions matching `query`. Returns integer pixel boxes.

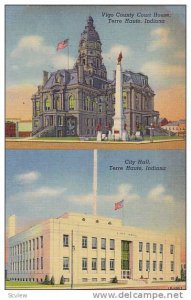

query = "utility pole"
[71,230,74,289]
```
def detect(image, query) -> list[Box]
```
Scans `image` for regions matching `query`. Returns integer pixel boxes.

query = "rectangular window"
[41,257,43,270]
[160,244,163,253]
[146,260,150,271]
[37,237,39,250]
[153,261,157,271]
[92,258,97,270]
[63,257,69,270]
[23,242,25,253]
[23,260,25,271]
[101,238,106,250]
[110,259,115,271]
[101,258,106,271]
[37,258,39,270]
[159,261,163,271]
[82,258,87,270]
[33,239,35,251]
[29,259,31,270]
[110,239,115,250]
[139,242,143,252]
[63,235,69,247]
[146,243,150,253]
[26,241,28,252]
[170,245,174,254]
[171,261,174,272]
[92,237,97,249]
[33,259,35,270]
[17,245,19,255]
[40,236,43,248]
[29,240,31,251]
[26,260,28,271]
[139,260,143,271]
[82,236,88,248]
[153,243,157,253]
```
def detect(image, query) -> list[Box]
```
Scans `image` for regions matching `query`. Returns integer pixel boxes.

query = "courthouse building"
[7,212,181,285]
[32,16,159,137]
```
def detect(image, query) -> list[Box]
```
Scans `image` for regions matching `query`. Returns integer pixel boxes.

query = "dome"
[80,16,101,43]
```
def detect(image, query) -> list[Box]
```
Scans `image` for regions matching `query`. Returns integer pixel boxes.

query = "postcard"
[5,5,186,150]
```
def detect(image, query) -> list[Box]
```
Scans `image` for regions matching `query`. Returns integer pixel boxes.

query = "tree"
[60,275,65,285]
[44,274,50,285]
[51,276,55,285]
[181,266,186,281]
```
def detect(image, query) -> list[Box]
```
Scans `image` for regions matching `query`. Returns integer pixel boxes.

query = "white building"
[7,212,181,285]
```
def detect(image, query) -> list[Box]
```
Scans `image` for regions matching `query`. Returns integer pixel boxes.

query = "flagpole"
[67,42,69,71]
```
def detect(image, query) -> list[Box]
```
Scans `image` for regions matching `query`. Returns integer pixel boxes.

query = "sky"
[6,150,186,242]
[5,5,185,121]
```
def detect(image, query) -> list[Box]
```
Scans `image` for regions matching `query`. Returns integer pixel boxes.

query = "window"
[153,243,157,253]
[160,244,163,254]
[23,242,25,253]
[82,258,87,270]
[82,236,88,248]
[170,245,174,254]
[82,278,88,282]
[37,237,39,250]
[139,260,143,271]
[40,236,43,248]
[101,258,106,271]
[171,261,174,272]
[139,242,143,252]
[63,235,69,247]
[146,243,150,253]
[37,258,39,270]
[26,241,28,252]
[110,259,115,271]
[92,258,97,270]
[153,261,157,271]
[110,239,115,250]
[69,95,75,110]
[29,259,31,270]
[146,260,150,271]
[45,97,51,111]
[63,257,69,270]
[33,259,35,270]
[101,238,106,250]
[41,257,43,270]
[33,239,35,251]
[92,237,97,249]
[26,260,28,271]
[99,104,102,113]
[159,261,163,271]
[29,240,31,251]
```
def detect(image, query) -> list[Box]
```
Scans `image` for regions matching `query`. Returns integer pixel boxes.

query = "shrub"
[111,276,118,283]
[50,276,55,285]
[44,275,50,285]
[60,275,65,285]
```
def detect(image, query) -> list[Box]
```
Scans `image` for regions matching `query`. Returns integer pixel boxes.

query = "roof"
[79,16,101,43]
[44,69,78,89]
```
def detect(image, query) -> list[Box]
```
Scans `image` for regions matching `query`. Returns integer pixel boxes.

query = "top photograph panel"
[5,5,186,150]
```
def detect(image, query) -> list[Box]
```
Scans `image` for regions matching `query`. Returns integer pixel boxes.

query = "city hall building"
[32,16,159,137]
[7,212,181,285]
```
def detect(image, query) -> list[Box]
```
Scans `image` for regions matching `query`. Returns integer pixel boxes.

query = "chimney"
[7,215,16,238]
[43,70,49,86]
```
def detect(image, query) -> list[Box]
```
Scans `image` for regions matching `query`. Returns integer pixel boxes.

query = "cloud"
[67,193,93,204]
[26,186,66,198]
[174,50,185,60]
[10,35,75,71]
[141,61,185,78]
[15,171,40,184]
[103,44,131,61]
[100,183,140,203]
[148,184,174,203]
[148,27,172,51]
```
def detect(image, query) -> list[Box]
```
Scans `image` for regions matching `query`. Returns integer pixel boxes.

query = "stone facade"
[32,16,159,137]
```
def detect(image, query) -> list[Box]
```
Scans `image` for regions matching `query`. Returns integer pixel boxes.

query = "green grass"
[32,136,81,141]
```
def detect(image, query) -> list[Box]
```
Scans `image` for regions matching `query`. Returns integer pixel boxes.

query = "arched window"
[69,95,75,110]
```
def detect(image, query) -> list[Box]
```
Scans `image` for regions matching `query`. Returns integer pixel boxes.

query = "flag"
[56,39,69,51]
[114,199,124,210]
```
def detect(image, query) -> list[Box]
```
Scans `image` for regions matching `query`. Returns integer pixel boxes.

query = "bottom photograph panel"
[5,150,186,289]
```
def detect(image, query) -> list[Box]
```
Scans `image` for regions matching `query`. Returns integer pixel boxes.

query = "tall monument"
[112,52,125,140]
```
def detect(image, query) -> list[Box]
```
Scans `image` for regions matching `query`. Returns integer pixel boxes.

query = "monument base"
[97,131,102,141]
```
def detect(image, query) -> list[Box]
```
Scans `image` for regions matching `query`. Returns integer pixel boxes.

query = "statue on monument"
[117,52,123,63]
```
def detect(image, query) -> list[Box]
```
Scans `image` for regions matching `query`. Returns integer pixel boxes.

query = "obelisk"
[112,52,125,140]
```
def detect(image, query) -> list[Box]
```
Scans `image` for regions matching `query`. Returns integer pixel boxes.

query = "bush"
[50,276,55,285]
[111,276,118,283]
[60,275,65,285]
[44,275,50,285]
